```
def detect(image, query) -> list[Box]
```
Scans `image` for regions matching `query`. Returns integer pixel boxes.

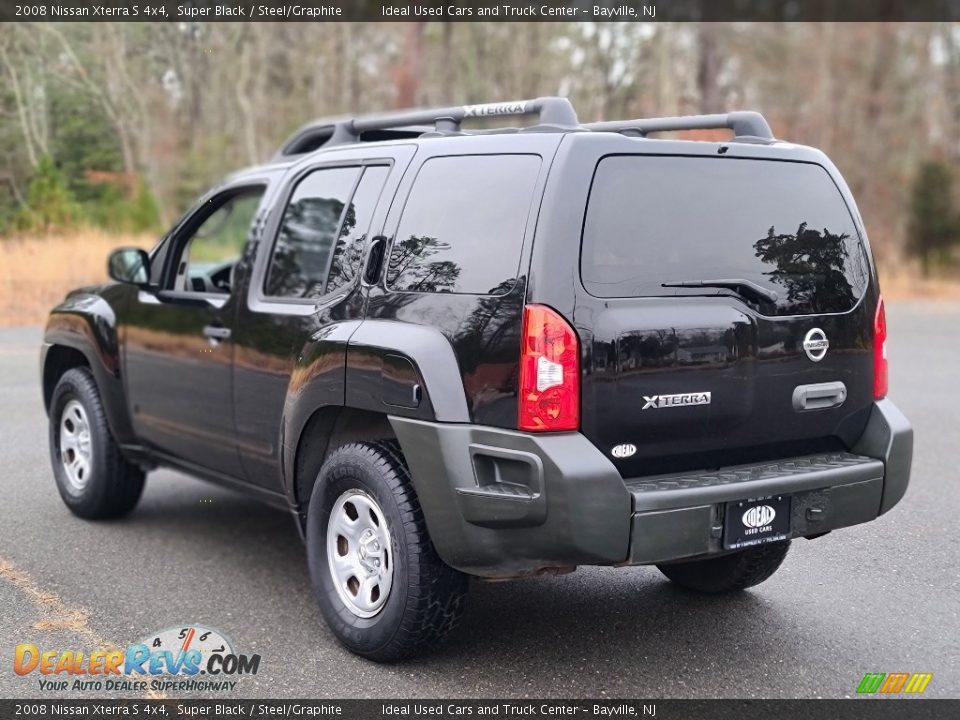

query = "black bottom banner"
[0,699,956,720]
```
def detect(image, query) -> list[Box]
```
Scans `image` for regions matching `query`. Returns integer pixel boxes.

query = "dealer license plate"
[723,495,791,550]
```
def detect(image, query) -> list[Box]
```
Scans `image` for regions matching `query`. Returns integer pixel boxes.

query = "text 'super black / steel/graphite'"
[40,97,913,662]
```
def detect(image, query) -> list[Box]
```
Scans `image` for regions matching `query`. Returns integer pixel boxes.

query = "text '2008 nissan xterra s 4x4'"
[42,98,912,662]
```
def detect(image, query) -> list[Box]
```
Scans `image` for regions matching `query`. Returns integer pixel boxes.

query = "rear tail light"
[873,296,888,400]
[518,304,580,431]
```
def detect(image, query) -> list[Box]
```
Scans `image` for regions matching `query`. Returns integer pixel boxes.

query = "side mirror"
[108,248,150,286]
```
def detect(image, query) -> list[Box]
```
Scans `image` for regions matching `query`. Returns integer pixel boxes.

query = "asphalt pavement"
[1,302,958,699]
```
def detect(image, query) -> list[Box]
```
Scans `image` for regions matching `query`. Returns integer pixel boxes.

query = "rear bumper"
[390,399,912,578]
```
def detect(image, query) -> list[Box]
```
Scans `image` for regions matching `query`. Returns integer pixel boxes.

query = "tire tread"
[50,367,144,519]
[308,440,468,662]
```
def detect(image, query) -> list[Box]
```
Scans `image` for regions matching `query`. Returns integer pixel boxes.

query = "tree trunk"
[395,22,426,109]
[235,28,260,166]
[0,38,40,168]
[697,24,721,114]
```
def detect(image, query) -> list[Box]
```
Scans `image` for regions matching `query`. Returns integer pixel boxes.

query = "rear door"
[572,151,876,477]
[232,145,414,490]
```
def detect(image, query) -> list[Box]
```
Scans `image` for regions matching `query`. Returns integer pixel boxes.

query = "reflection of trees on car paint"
[452,279,527,415]
[386,235,461,293]
[454,279,524,363]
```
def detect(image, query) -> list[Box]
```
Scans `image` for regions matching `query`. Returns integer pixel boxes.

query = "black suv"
[42,98,912,661]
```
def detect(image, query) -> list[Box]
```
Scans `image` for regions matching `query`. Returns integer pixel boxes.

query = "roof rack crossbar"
[345,96,578,137]
[584,111,774,141]
[275,103,774,158]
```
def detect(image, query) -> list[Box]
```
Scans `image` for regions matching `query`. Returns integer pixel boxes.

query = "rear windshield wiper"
[661,278,779,305]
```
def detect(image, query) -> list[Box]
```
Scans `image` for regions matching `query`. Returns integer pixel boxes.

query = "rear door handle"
[792,381,846,411]
[202,325,232,340]
[363,235,387,285]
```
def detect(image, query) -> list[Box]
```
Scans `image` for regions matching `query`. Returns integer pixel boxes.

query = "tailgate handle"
[792,381,847,412]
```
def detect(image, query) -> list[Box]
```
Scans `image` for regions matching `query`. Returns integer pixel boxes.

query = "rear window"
[581,156,870,316]
[387,154,541,295]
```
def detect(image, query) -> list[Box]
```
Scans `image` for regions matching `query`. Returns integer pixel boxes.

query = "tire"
[656,540,790,594]
[48,367,145,519]
[306,441,468,662]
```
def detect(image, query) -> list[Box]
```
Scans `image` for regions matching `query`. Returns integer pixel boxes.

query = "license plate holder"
[724,495,792,550]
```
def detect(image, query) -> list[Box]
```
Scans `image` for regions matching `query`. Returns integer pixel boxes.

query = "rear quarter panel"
[362,133,564,428]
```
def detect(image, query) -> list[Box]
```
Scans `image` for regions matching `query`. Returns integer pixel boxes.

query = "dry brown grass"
[0,230,153,326]
[879,269,960,301]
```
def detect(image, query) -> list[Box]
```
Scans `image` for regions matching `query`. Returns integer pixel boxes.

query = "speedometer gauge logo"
[138,625,233,671]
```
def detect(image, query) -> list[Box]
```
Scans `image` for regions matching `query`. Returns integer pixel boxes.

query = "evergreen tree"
[15,156,80,232]
[907,161,959,276]
[128,179,162,234]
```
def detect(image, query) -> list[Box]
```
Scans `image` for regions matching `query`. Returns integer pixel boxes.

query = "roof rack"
[584,111,774,142]
[347,96,578,136]
[273,97,579,158]
[273,103,775,159]
[273,119,429,160]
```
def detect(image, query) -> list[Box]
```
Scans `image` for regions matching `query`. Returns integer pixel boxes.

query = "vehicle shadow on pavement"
[419,571,798,688]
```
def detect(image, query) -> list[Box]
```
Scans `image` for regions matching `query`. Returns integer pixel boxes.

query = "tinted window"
[266,166,360,298]
[581,156,870,316]
[326,166,389,295]
[387,154,541,295]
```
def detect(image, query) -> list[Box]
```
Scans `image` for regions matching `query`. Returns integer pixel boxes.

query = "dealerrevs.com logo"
[14,625,260,693]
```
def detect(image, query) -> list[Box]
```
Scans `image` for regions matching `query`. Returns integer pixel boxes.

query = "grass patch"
[0,230,154,326]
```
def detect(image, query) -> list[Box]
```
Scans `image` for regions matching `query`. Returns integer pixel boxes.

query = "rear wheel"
[657,540,790,593]
[48,367,145,519]
[306,441,468,662]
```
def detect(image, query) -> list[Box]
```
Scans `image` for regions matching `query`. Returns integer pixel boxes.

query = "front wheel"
[657,540,790,593]
[48,367,145,519]
[306,441,468,662]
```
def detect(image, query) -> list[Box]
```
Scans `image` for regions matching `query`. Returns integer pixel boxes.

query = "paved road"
[1,303,958,699]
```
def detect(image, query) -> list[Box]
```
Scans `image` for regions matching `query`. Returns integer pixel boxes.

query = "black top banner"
[2,0,960,22]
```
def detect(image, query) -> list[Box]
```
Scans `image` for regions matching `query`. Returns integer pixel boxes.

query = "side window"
[326,165,390,295]
[173,189,265,294]
[386,154,541,295]
[265,166,361,299]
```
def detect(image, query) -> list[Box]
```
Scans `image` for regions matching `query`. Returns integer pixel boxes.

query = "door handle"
[202,325,232,341]
[792,381,846,411]
[363,235,387,285]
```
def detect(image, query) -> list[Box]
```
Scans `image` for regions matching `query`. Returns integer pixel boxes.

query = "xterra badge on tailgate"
[642,392,712,409]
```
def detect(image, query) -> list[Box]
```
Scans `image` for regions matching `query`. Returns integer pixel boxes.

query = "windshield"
[580,155,870,316]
